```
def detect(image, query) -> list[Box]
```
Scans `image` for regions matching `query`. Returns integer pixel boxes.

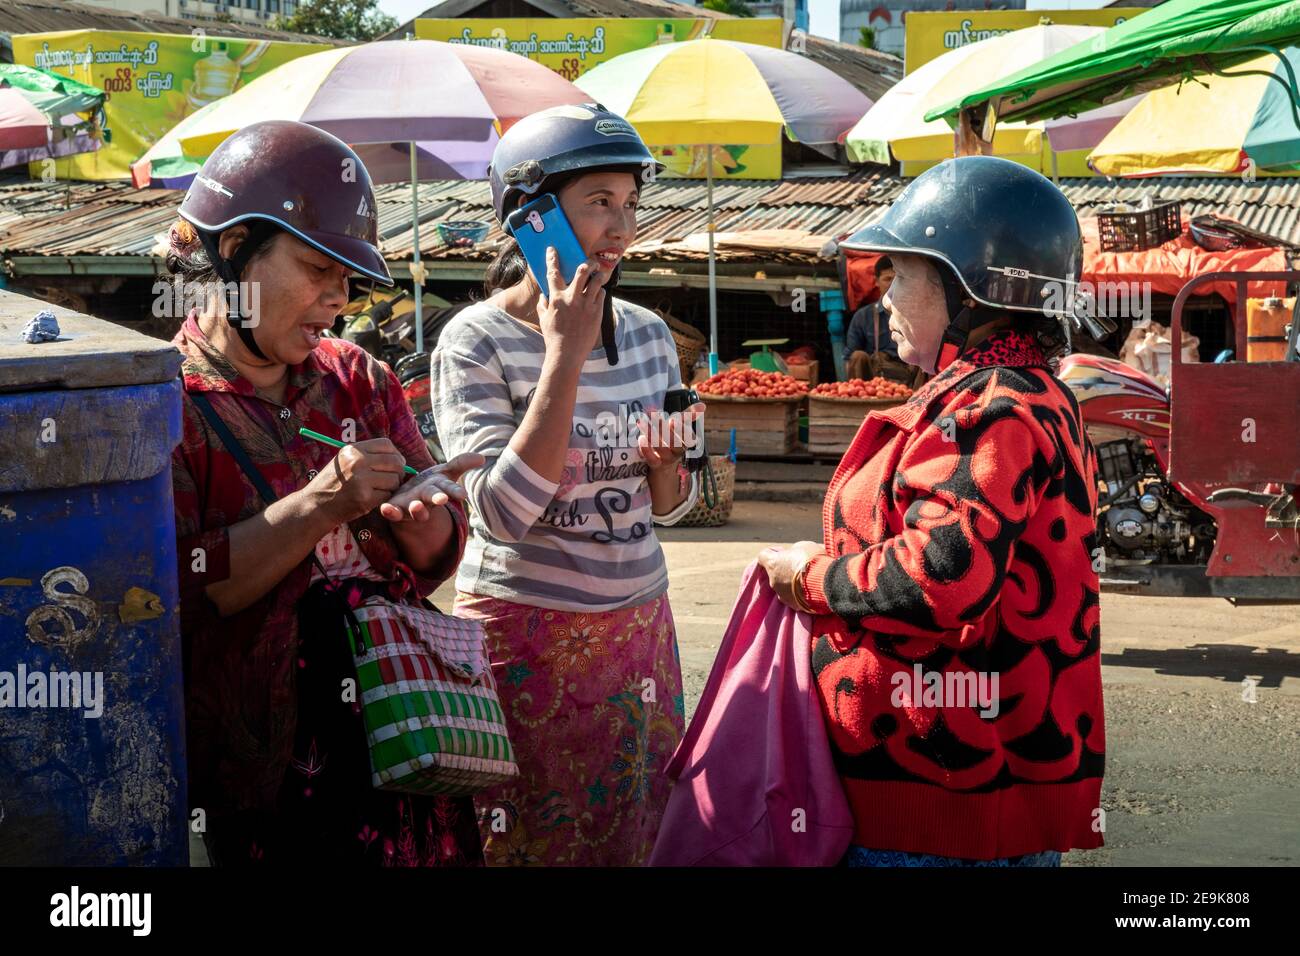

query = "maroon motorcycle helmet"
[177,120,392,358]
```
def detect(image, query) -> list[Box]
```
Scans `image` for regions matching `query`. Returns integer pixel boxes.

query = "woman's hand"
[378,452,485,522]
[758,540,824,609]
[637,402,705,474]
[537,246,611,370]
[304,437,408,525]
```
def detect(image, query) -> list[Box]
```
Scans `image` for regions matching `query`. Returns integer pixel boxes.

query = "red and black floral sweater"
[171,313,467,819]
[798,328,1104,860]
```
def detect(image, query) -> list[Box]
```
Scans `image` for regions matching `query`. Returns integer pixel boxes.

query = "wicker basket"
[662,311,707,385]
[1096,200,1182,252]
[675,455,736,527]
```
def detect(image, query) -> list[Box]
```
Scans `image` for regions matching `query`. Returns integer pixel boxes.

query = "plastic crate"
[1096,200,1182,252]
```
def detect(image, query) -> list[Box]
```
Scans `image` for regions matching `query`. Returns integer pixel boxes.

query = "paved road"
[653,500,1300,868]
[193,500,1296,867]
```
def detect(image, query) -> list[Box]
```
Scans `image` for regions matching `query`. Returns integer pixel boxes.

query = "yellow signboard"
[416,17,782,81]
[904,9,1149,74]
[416,17,786,179]
[12,30,324,181]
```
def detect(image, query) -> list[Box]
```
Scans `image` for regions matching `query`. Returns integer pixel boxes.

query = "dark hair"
[874,256,894,277]
[164,218,280,285]
[484,235,528,296]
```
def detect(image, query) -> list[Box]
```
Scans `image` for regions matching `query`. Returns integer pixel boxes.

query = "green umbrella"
[925,0,1300,126]
[0,64,104,118]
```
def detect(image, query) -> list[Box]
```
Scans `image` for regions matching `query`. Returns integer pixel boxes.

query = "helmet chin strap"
[197,222,278,362]
[601,262,621,365]
[933,266,1009,372]
[938,303,1017,371]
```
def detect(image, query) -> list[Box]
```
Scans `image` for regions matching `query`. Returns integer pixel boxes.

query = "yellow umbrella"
[1088,47,1300,177]
[576,38,872,365]
[845,23,1129,177]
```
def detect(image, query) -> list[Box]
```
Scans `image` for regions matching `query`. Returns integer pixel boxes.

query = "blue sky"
[378,0,847,40]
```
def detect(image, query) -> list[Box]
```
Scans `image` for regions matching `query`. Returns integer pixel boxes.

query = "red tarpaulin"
[1081,217,1288,307]
[841,217,1289,312]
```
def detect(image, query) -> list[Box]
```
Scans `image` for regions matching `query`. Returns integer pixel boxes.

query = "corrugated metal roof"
[4,171,1300,267]
[0,0,347,48]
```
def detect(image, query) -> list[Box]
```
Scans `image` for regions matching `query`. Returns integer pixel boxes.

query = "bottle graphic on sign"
[187,41,240,110]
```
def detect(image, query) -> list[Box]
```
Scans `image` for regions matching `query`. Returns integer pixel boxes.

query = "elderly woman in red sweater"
[760,157,1110,867]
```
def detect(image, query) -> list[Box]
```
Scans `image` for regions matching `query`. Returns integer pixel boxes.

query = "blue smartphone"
[504,193,589,300]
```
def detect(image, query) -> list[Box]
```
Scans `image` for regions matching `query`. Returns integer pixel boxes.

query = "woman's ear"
[217,224,250,261]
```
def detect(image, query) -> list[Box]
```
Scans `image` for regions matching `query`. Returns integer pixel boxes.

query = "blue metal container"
[0,291,186,865]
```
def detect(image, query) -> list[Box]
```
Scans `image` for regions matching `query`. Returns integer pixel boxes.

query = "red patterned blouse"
[170,312,467,818]
[798,328,1106,860]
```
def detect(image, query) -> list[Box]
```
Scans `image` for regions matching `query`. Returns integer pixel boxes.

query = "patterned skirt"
[454,590,685,867]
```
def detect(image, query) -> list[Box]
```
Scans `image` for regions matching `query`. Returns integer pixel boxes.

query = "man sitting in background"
[845,256,903,381]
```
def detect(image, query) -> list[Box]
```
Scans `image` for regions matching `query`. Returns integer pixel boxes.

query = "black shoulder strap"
[190,391,280,505]
[189,391,341,596]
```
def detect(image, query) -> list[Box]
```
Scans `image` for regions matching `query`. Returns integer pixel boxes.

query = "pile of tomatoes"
[698,368,809,399]
[811,377,913,400]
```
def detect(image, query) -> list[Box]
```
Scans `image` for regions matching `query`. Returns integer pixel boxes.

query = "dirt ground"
[651,500,1300,868]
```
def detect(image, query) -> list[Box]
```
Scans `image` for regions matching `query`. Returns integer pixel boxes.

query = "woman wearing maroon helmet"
[168,120,484,867]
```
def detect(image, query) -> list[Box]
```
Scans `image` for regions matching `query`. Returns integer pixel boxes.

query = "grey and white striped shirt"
[431,299,698,612]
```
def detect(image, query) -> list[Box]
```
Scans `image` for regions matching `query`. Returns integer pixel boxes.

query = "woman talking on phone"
[431,104,702,866]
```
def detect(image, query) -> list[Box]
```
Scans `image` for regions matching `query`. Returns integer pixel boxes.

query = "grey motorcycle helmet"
[488,103,664,222]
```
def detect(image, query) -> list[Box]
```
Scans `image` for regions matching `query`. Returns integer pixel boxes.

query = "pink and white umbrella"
[173,40,589,179]
[164,40,590,349]
[0,88,51,150]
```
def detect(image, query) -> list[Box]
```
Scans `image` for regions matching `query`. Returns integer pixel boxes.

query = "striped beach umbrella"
[0,65,105,167]
[0,88,50,150]
[575,37,872,366]
[1088,46,1300,176]
[575,37,871,154]
[154,39,588,350]
[844,24,1137,175]
[172,40,587,175]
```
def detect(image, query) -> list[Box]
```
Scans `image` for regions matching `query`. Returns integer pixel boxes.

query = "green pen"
[298,427,421,476]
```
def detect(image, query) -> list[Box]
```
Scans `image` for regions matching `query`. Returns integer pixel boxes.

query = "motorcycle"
[1059,352,1300,601]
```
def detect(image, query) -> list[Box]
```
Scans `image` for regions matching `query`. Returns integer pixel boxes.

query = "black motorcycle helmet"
[842,156,1115,369]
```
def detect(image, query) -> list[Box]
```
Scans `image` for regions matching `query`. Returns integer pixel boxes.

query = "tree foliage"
[702,0,754,18]
[276,0,398,42]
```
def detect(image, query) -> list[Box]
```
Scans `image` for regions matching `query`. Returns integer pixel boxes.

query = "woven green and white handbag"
[344,597,518,796]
